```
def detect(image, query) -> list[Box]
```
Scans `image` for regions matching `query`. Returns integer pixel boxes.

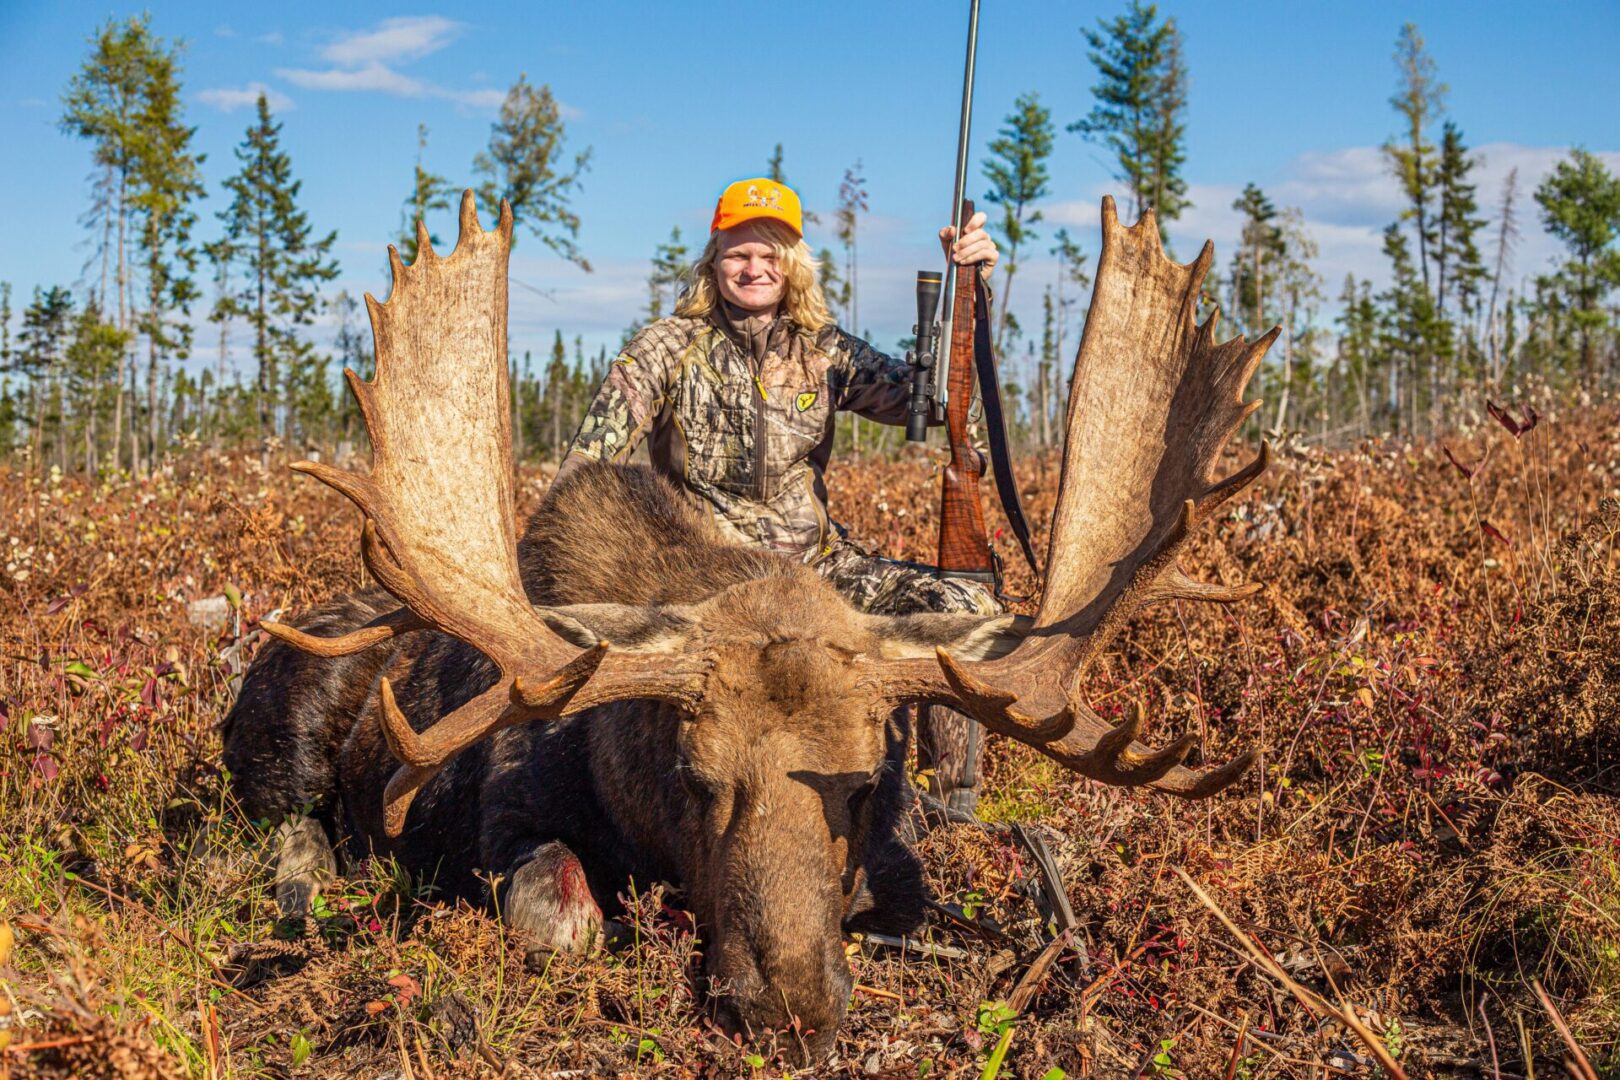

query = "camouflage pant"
[815,537,1000,816]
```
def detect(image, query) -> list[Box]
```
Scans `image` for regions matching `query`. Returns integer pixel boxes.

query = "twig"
[1224,1010,1250,1080]
[854,932,970,962]
[1480,999,1501,1080]
[1530,979,1596,1080]
[1008,930,1070,1013]
[4,1035,96,1054]
[1173,866,1408,1080]
[853,984,903,1003]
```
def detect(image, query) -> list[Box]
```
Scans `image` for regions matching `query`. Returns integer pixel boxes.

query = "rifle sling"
[972,276,1040,578]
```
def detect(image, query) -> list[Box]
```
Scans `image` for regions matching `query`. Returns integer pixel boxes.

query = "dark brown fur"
[222,462,927,1060]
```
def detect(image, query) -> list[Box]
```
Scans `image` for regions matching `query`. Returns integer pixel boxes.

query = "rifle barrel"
[937,0,980,407]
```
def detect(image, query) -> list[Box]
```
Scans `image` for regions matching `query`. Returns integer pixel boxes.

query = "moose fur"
[224,461,955,1057]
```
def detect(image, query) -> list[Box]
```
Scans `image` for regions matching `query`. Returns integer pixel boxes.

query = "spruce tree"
[400,124,454,264]
[17,288,75,468]
[60,15,175,470]
[1070,1,1190,234]
[1231,184,1286,337]
[1384,23,1446,294]
[129,30,204,469]
[647,228,689,321]
[983,91,1053,355]
[835,164,868,331]
[65,303,125,472]
[212,93,339,441]
[1534,148,1620,387]
[475,75,592,269]
[1379,225,1439,433]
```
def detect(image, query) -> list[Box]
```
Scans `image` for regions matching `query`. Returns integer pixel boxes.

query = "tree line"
[0,14,598,476]
[4,7,1619,477]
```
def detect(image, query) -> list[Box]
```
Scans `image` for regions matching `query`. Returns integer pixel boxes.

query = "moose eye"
[678,766,714,807]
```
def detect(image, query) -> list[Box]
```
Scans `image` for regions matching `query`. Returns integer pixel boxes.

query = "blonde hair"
[674,219,833,332]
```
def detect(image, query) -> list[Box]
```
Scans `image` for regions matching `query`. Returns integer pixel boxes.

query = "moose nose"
[713,997,841,1065]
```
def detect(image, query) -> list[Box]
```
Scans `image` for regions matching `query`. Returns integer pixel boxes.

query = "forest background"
[1,0,1618,473]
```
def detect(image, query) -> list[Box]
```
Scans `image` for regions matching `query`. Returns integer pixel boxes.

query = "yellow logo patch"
[795,391,817,413]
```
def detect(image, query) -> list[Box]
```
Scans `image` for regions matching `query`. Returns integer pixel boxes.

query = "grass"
[1,396,1618,1075]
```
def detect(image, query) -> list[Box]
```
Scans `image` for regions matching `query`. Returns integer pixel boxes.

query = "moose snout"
[711,962,849,1064]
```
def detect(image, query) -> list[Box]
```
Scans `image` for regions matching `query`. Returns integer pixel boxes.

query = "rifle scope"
[906,270,944,443]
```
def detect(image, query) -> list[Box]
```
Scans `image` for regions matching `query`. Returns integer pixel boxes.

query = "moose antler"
[875,197,1276,797]
[263,192,707,836]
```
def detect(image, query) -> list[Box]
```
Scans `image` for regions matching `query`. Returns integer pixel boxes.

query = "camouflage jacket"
[562,309,912,560]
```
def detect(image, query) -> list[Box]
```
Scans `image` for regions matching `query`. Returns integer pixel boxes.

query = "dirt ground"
[1,398,1617,1077]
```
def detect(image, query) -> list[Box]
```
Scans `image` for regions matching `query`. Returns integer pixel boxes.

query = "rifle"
[905,0,1038,587]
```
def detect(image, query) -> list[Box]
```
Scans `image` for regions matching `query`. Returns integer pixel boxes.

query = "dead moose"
[221,191,1276,1060]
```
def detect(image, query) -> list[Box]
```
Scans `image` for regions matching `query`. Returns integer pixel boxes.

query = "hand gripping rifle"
[905,0,1039,590]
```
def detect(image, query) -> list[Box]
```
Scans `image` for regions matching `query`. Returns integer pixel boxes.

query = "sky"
[1,1,1617,378]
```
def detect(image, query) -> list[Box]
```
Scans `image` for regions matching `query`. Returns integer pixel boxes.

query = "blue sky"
[1,1,1616,376]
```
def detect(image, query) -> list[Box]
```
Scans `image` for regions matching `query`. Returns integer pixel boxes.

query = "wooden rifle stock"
[936,199,994,577]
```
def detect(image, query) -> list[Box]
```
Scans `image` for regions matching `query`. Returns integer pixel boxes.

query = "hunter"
[560,177,1001,817]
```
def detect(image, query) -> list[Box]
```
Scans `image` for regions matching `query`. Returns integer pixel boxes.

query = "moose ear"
[869,612,1031,662]
[537,604,697,653]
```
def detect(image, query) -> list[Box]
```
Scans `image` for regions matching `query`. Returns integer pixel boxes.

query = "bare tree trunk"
[112,169,128,473]
[127,361,141,476]
[146,306,158,472]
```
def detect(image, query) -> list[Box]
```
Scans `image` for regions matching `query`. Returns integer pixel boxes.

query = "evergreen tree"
[65,303,125,472]
[1070,1,1190,233]
[1335,276,1379,430]
[1048,228,1090,398]
[540,330,570,464]
[763,143,820,226]
[212,93,340,441]
[59,14,173,470]
[0,283,11,372]
[1434,121,1485,327]
[835,163,869,331]
[128,30,204,469]
[1230,183,1285,336]
[1379,224,1439,433]
[17,288,75,467]
[1269,208,1322,432]
[983,91,1053,354]
[400,123,454,264]
[646,227,689,321]
[1383,23,1446,294]
[475,75,591,269]
[1534,148,1620,387]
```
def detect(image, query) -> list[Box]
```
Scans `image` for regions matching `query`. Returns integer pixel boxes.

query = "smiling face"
[713,221,788,316]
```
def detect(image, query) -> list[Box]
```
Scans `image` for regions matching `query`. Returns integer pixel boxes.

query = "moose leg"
[501,842,603,956]
[814,539,1000,820]
[274,815,337,918]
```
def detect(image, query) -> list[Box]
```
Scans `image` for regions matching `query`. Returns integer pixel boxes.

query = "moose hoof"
[503,842,602,955]
[273,815,336,919]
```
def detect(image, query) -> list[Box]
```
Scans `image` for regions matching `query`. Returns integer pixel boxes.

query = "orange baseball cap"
[710,178,804,237]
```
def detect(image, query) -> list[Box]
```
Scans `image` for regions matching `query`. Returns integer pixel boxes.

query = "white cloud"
[279,62,423,96]
[321,16,462,66]
[256,31,284,46]
[197,82,295,113]
[275,16,504,110]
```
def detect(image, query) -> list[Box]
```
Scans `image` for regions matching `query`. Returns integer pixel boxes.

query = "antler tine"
[874,196,1274,799]
[272,190,713,837]
[261,608,429,658]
